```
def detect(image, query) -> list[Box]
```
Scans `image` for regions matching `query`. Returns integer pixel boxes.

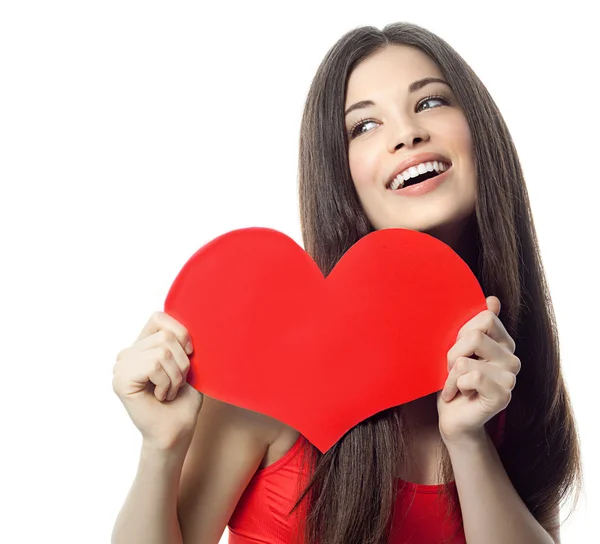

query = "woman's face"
[344,44,477,250]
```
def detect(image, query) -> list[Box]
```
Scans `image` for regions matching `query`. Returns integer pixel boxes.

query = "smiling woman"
[109,19,583,544]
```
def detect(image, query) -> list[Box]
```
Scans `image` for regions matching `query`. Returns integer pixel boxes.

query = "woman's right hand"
[112,311,204,451]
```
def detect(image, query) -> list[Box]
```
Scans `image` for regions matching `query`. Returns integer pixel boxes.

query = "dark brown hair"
[287,21,583,544]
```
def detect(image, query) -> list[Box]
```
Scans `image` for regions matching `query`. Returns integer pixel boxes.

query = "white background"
[1,1,597,542]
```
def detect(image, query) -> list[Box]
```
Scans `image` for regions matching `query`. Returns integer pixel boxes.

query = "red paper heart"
[164,227,486,452]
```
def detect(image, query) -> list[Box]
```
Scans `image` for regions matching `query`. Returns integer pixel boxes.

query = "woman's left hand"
[437,296,521,446]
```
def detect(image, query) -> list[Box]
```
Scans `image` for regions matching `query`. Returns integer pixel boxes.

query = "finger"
[455,308,515,354]
[455,370,512,412]
[442,357,516,402]
[137,311,194,355]
[118,351,173,401]
[147,346,185,401]
[135,329,192,382]
[442,356,475,401]
[460,366,516,395]
[162,333,192,400]
[447,328,508,372]
[155,329,192,399]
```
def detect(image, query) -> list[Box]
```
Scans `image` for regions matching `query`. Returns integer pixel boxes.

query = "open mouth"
[402,169,442,187]
[388,164,451,190]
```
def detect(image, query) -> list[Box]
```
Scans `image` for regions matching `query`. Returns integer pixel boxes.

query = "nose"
[389,125,430,152]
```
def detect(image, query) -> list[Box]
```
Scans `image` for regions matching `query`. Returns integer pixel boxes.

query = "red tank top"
[228,411,506,543]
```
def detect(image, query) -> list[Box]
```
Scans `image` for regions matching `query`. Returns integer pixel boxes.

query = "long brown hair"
[287,21,583,544]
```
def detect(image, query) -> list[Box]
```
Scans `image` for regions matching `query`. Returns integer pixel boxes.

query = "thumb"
[486,296,501,316]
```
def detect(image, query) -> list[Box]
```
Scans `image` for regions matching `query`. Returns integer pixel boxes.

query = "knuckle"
[456,357,470,373]
[467,329,483,347]
[177,324,189,340]
[152,310,164,323]
[502,371,514,389]
[158,328,175,343]
[466,329,478,341]
[114,349,129,373]
[158,346,171,360]
[181,328,191,346]
[472,369,484,385]
[512,355,522,374]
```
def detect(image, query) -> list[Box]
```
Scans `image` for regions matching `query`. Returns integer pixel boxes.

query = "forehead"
[345,45,443,104]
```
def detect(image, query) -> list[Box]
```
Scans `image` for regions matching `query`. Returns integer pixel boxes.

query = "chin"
[385,214,464,236]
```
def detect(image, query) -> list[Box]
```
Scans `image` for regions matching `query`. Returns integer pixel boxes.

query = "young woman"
[112,22,583,544]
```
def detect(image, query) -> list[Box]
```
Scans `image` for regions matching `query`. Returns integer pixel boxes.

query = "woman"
[111,22,582,544]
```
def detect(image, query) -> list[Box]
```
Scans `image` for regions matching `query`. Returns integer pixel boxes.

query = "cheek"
[441,114,473,156]
[456,123,475,159]
[348,149,378,190]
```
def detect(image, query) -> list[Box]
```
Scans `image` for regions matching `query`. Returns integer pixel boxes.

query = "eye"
[347,118,378,139]
[347,94,451,139]
[417,94,450,112]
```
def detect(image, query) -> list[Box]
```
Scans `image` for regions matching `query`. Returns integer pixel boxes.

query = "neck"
[424,213,479,275]
[402,392,439,432]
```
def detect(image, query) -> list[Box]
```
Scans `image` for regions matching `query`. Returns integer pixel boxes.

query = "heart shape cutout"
[164,227,486,452]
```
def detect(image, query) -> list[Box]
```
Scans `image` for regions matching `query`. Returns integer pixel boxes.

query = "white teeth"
[389,160,449,190]
[407,166,420,178]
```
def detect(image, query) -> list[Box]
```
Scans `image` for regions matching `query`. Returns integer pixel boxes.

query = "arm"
[446,429,560,544]
[111,442,189,544]
[111,394,284,544]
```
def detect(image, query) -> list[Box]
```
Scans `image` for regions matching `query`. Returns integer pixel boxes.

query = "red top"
[228,411,506,543]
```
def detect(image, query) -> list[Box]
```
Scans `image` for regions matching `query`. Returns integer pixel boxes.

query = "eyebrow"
[344,77,451,118]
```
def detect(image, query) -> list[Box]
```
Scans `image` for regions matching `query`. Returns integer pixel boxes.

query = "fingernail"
[185,342,193,354]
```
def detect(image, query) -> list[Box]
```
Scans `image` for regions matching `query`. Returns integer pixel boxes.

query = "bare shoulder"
[208,395,287,443]
[259,420,301,469]
[198,395,302,469]
[207,395,302,469]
